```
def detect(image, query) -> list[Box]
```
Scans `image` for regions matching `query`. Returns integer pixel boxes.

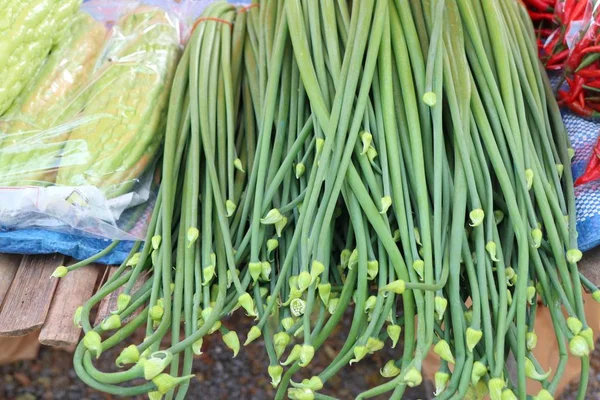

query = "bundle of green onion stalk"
[55,0,600,398]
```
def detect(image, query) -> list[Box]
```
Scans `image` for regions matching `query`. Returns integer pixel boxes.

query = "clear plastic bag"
[0,2,182,240]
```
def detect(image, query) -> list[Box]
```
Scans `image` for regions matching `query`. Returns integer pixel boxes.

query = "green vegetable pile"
[55,0,600,399]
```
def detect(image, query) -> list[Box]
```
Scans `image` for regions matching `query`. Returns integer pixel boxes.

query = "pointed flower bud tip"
[151,373,194,395]
[434,371,450,396]
[83,331,103,359]
[350,345,368,365]
[244,326,262,346]
[381,280,406,295]
[52,266,68,278]
[531,228,542,248]
[412,259,424,280]
[238,293,257,317]
[101,314,121,331]
[534,389,554,400]
[192,338,203,355]
[525,358,551,381]
[297,271,312,292]
[143,351,173,380]
[317,283,331,306]
[466,327,483,352]
[233,158,244,173]
[73,306,83,328]
[151,235,162,250]
[525,169,534,190]
[567,317,583,335]
[387,324,401,348]
[116,345,140,367]
[488,377,505,400]
[186,227,199,247]
[249,262,262,283]
[471,361,487,386]
[222,331,240,357]
[486,241,499,262]
[226,200,237,217]
[261,208,283,225]
[567,249,583,264]
[380,196,392,214]
[267,238,279,254]
[268,365,283,387]
[275,216,288,237]
[381,360,401,378]
[434,340,455,363]
[366,337,384,353]
[403,367,423,387]
[360,132,373,155]
[367,260,379,280]
[295,163,305,179]
[299,344,315,367]
[526,331,538,351]
[281,344,301,366]
[434,296,448,321]
[469,209,485,227]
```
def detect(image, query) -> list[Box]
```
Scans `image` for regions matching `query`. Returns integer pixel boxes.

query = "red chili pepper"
[578,45,600,56]
[525,0,554,12]
[529,11,556,20]
[575,135,600,186]
[577,68,600,79]
[565,99,598,117]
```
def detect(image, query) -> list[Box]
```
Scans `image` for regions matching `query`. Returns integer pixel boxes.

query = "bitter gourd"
[0,12,106,185]
[0,0,82,115]
[56,6,181,199]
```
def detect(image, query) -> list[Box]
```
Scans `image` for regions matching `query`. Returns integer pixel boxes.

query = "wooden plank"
[39,263,100,348]
[0,330,41,365]
[94,268,147,326]
[0,254,22,309]
[0,254,63,336]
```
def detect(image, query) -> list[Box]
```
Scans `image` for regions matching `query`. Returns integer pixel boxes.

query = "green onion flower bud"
[202,265,215,286]
[412,259,424,280]
[380,279,406,295]
[530,228,542,249]
[525,169,534,190]
[350,345,368,365]
[192,338,203,355]
[580,327,594,350]
[151,374,194,395]
[593,290,600,303]
[281,317,295,331]
[434,371,450,396]
[381,360,401,378]
[568,148,575,160]
[116,345,140,367]
[469,209,485,227]
[261,262,271,281]
[501,389,517,400]
[488,377,505,400]
[387,324,401,348]
[505,267,515,286]
[364,296,377,314]
[249,262,262,283]
[148,391,162,400]
[366,146,378,162]
[222,331,240,357]
[297,271,312,292]
[186,227,199,248]
[361,132,373,155]
[233,158,244,173]
[225,200,236,217]
[268,365,283,387]
[566,249,583,263]
[366,260,379,280]
[318,283,331,306]
[295,163,306,179]
[534,389,554,400]
[275,216,288,237]
[143,351,172,380]
[316,138,325,156]
[434,296,448,321]
[290,298,306,317]
[380,196,392,214]
[101,314,121,331]
[392,229,401,242]
[423,91,437,106]
[244,326,262,346]
[267,239,279,255]
[261,208,283,225]
[366,337,384,353]
[238,293,257,317]
[556,164,564,179]
[126,252,141,266]
[291,376,323,391]
[73,306,83,328]
[476,381,489,398]
[310,261,325,283]
[527,286,536,305]
[569,335,590,358]
[281,344,302,366]
[527,331,538,351]
[471,361,487,385]
[287,388,314,400]
[52,266,68,278]
[506,289,513,306]
[274,332,291,360]
[299,344,315,367]
[83,331,103,359]
[348,249,359,270]
[149,304,164,321]
[567,317,583,335]
[403,367,423,387]
[340,249,352,268]
[434,340,455,363]
[466,327,483,352]
[151,235,161,250]
[486,241,500,262]
[328,298,339,314]
[525,358,551,381]
[494,210,504,224]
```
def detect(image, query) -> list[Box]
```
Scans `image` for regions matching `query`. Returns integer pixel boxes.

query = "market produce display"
[36,0,600,399]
